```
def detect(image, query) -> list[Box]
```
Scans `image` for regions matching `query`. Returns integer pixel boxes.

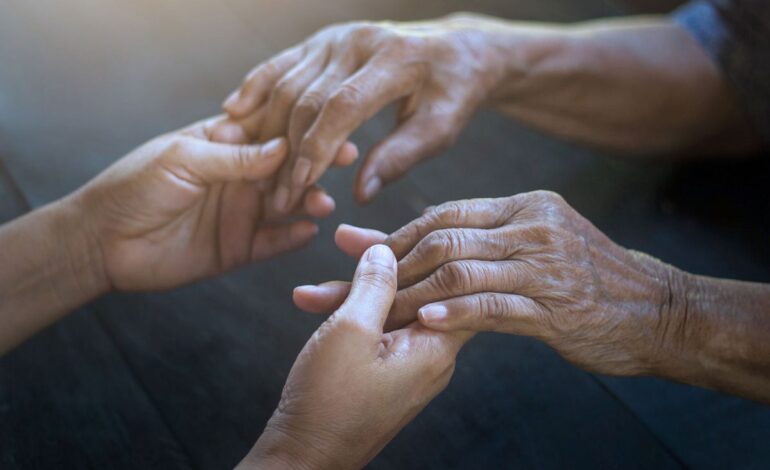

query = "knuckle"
[236,145,253,170]
[295,91,325,116]
[164,136,191,157]
[358,265,396,290]
[328,83,363,112]
[271,79,299,106]
[477,294,509,328]
[331,316,369,337]
[433,261,473,294]
[349,23,380,42]
[432,201,465,225]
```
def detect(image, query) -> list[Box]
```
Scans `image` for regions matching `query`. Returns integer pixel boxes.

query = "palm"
[83,117,332,293]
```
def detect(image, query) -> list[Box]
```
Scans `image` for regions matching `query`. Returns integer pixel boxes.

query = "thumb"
[334,245,397,332]
[181,137,288,183]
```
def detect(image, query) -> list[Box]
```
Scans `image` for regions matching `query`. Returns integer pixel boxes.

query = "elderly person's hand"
[294,191,690,376]
[239,245,472,469]
[221,15,501,209]
[75,116,355,292]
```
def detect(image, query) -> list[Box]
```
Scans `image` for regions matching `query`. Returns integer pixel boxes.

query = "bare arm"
[478,14,763,155]
[0,116,346,356]
[294,196,770,404]
[222,12,763,207]
[0,198,107,355]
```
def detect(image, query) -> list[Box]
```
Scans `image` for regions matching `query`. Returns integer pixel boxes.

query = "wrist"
[442,15,572,104]
[52,193,112,299]
[643,261,707,380]
[240,422,331,470]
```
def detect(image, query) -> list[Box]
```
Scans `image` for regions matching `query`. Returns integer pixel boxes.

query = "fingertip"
[304,189,336,218]
[290,220,319,243]
[418,305,449,328]
[334,141,359,167]
[334,224,388,258]
[261,137,288,158]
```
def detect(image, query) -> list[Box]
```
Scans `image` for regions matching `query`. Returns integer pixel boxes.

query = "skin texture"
[0,115,355,354]
[238,245,472,470]
[295,192,770,403]
[222,13,760,209]
[0,118,469,468]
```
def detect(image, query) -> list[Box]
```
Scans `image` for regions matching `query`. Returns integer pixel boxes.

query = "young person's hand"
[74,116,354,292]
[239,245,472,469]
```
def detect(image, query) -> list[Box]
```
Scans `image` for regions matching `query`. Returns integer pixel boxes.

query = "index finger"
[284,55,423,202]
[386,198,513,259]
[223,46,305,118]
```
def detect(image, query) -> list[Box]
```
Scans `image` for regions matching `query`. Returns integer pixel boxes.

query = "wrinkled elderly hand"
[75,116,354,292]
[222,15,501,209]
[295,191,691,376]
[239,245,472,469]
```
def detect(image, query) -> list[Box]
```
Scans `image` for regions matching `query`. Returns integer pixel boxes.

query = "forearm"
[454,13,761,155]
[655,272,770,403]
[0,195,108,355]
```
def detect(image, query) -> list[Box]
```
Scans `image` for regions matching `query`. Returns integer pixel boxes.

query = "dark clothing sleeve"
[674,0,770,142]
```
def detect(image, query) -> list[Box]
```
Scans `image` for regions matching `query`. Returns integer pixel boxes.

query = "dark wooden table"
[1,1,768,469]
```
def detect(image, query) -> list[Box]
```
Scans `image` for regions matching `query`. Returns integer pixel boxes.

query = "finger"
[332,141,358,167]
[283,57,423,206]
[180,137,288,183]
[335,245,397,332]
[260,48,329,142]
[223,46,304,118]
[397,227,513,288]
[210,107,267,144]
[288,55,358,165]
[386,198,511,259]
[385,259,534,331]
[293,281,351,314]
[250,220,319,261]
[302,186,336,219]
[335,224,388,258]
[354,106,462,204]
[418,293,543,336]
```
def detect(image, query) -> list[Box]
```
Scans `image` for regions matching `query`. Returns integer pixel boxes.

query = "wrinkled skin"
[75,116,356,292]
[239,245,472,469]
[221,15,500,210]
[295,191,691,376]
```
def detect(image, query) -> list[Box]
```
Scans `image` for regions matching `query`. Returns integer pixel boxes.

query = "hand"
[294,192,691,376]
[222,14,502,209]
[239,245,472,469]
[72,116,354,292]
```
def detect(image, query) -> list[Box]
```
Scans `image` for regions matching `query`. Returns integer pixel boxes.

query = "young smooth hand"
[239,245,473,469]
[72,116,355,292]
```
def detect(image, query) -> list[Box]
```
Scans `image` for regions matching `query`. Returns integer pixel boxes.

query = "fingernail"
[363,177,382,201]
[420,305,448,323]
[366,244,393,265]
[262,138,284,156]
[274,185,289,212]
[223,90,239,109]
[292,157,312,185]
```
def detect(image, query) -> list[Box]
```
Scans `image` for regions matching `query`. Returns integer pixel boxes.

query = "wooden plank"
[0,309,193,469]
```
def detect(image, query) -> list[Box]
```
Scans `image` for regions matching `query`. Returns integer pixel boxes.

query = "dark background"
[1,0,769,469]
